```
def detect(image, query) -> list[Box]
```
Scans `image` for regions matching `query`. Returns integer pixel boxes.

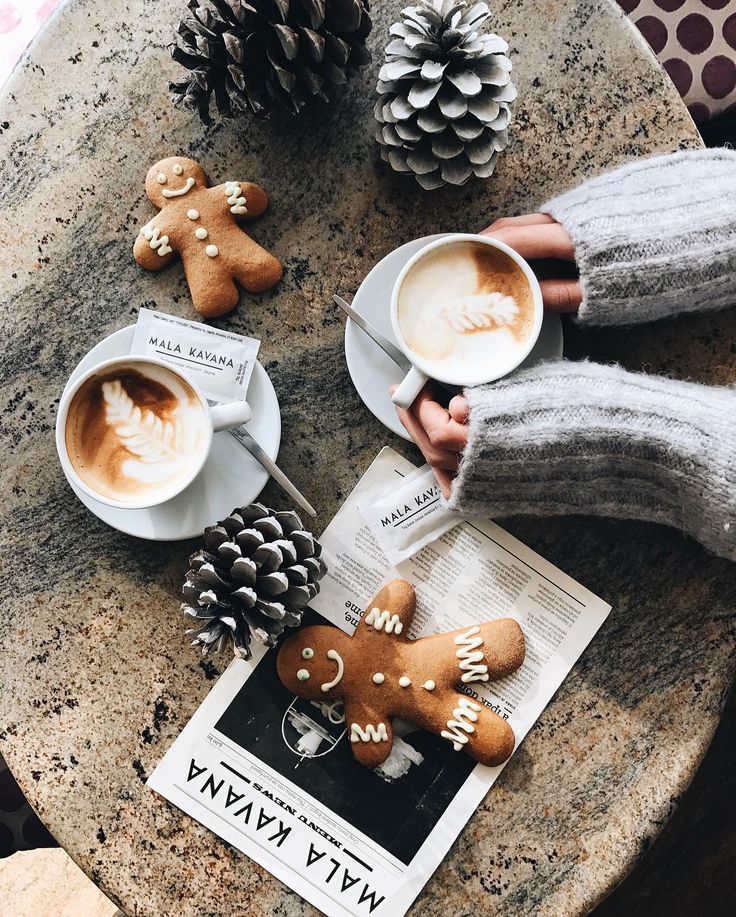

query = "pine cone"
[182,503,327,659]
[374,0,516,190]
[169,0,372,122]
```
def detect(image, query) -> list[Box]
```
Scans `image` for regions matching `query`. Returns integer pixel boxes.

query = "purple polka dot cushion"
[617,0,736,122]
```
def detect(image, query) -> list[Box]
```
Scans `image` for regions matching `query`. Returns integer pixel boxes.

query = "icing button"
[187,209,199,220]
[205,244,219,258]
[398,676,411,688]
[195,227,208,240]
[372,673,385,685]
[421,680,436,691]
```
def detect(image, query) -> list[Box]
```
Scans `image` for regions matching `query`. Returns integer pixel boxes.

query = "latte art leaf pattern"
[441,292,519,334]
[102,380,192,466]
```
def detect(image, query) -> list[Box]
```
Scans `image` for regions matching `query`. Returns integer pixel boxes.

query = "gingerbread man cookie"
[276,579,525,768]
[133,156,282,318]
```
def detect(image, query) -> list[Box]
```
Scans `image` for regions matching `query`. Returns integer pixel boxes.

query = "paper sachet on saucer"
[131,307,260,403]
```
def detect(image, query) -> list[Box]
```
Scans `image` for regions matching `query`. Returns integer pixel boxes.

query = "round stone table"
[1,1,734,914]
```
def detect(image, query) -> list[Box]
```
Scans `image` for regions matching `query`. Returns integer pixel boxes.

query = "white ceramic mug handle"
[391,367,429,410]
[210,400,252,432]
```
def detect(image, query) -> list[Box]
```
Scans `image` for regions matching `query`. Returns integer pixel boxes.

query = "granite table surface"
[1,0,735,914]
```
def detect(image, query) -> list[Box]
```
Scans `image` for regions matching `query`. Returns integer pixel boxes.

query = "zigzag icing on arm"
[225,180,248,214]
[140,222,172,257]
[441,697,482,751]
[350,723,389,743]
[365,607,403,634]
[454,626,489,683]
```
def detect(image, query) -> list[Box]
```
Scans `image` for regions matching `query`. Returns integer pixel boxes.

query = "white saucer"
[61,325,281,541]
[344,234,564,440]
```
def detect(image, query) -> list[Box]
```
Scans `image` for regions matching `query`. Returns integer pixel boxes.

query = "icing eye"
[156,173,167,184]
[297,669,310,681]
[172,163,184,175]
[301,648,314,659]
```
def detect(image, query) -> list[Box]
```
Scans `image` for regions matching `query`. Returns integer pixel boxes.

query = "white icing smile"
[320,649,344,693]
[162,177,195,198]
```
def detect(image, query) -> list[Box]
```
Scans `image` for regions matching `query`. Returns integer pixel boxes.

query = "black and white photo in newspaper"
[148,448,611,917]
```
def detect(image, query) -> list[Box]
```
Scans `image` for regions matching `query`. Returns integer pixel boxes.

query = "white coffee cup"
[390,233,544,409]
[56,355,252,510]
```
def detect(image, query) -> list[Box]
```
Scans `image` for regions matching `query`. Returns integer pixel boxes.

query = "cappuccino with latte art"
[397,240,535,385]
[390,234,544,409]
[64,361,210,505]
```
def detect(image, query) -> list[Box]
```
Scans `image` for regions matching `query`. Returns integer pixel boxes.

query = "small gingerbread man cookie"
[133,156,282,318]
[276,579,525,768]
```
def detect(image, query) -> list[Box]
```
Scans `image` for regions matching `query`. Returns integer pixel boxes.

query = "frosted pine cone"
[182,503,327,659]
[375,0,516,190]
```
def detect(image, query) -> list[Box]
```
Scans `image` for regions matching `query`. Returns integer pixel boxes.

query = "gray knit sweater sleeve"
[542,148,736,325]
[447,360,736,561]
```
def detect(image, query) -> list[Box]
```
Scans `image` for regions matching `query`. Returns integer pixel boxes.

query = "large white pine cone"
[374,0,516,190]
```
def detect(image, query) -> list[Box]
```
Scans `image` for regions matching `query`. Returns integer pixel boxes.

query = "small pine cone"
[182,503,327,659]
[374,0,516,190]
[169,0,372,123]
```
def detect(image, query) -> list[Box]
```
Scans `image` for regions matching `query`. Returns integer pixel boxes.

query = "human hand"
[390,383,469,499]
[481,213,581,313]
[391,214,576,494]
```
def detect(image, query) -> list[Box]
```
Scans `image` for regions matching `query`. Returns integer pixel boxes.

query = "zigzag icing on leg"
[350,723,389,743]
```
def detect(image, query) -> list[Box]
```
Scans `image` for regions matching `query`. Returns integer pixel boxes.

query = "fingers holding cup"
[390,386,461,475]
[413,386,468,452]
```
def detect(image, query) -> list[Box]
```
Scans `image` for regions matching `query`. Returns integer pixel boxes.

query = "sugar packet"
[130,308,260,403]
[359,463,463,565]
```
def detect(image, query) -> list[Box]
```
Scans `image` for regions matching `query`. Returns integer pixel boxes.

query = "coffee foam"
[65,362,208,504]
[397,241,535,383]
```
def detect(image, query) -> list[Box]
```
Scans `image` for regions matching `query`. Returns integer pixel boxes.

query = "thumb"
[448,394,469,424]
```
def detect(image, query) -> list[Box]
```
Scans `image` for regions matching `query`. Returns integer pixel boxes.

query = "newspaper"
[148,447,611,916]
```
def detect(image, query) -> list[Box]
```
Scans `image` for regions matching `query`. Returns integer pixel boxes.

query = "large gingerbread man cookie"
[133,156,282,318]
[277,579,525,768]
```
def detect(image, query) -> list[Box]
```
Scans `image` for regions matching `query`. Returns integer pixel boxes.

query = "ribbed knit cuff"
[447,360,736,561]
[543,149,736,326]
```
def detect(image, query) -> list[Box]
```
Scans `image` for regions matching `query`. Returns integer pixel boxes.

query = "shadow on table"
[592,687,736,917]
